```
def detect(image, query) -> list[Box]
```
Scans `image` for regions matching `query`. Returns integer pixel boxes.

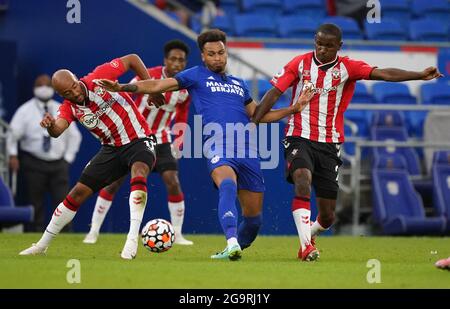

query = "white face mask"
[34,86,54,101]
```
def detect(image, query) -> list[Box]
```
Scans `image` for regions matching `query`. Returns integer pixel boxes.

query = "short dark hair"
[164,39,190,58]
[197,29,227,51]
[316,23,342,41]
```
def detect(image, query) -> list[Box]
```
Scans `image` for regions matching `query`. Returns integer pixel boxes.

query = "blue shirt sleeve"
[175,66,199,90]
[242,79,253,105]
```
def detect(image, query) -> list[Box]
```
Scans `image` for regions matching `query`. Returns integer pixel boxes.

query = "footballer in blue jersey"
[96,29,314,261]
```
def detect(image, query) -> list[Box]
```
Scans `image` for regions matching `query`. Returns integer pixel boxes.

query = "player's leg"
[284,137,318,261]
[19,182,94,255]
[235,158,265,250]
[83,176,126,244]
[48,160,71,233]
[156,143,193,245]
[237,190,263,250]
[210,164,242,260]
[161,170,193,245]
[311,197,336,237]
[120,137,156,259]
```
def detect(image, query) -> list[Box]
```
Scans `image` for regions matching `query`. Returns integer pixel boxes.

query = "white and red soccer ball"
[141,219,175,253]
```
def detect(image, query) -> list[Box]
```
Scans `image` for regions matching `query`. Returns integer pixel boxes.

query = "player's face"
[164,49,187,77]
[59,80,86,104]
[201,41,227,73]
[314,32,342,63]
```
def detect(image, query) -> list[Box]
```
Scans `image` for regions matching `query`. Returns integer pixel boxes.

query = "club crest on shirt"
[332,67,341,80]
[109,60,119,68]
[94,86,106,97]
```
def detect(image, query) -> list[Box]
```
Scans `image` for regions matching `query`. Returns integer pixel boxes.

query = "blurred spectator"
[334,0,368,30]
[7,74,82,232]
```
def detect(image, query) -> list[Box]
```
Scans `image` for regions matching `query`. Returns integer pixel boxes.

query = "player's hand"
[291,86,314,113]
[9,156,19,172]
[421,67,444,80]
[147,93,166,108]
[40,112,56,129]
[94,79,121,92]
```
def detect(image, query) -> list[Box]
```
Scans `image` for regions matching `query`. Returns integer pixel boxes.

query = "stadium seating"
[412,0,450,21]
[372,83,416,105]
[241,0,283,15]
[278,16,318,38]
[220,0,240,16]
[432,151,450,232]
[282,0,326,17]
[372,154,446,235]
[323,16,364,40]
[371,110,406,128]
[233,14,278,38]
[409,19,448,42]
[421,83,450,105]
[365,19,408,41]
[381,0,411,28]
[370,126,421,175]
[0,177,34,223]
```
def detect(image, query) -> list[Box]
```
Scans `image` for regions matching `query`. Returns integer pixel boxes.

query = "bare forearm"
[260,107,293,123]
[252,87,282,124]
[121,54,150,81]
[47,118,69,138]
[371,68,424,82]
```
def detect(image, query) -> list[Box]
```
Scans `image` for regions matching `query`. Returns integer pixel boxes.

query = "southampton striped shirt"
[58,58,151,146]
[131,66,190,144]
[271,51,375,143]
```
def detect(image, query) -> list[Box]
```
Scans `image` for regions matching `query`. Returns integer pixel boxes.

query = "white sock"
[127,189,147,241]
[292,208,312,251]
[227,237,238,248]
[311,220,328,237]
[89,196,112,234]
[168,200,185,235]
[36,203,76,248]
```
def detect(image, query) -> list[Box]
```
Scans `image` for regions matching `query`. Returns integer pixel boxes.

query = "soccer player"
[19,54,159,260]
[435,257,450,270]
[83,40,193,245]
[96,29,314,261]
[252,23,443,261]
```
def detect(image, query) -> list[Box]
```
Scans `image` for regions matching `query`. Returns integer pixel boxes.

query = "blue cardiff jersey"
[175,65,256,157]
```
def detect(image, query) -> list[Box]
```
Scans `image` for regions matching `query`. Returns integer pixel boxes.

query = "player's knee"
[131,161,150,178]
[318,212,335,228]
[292,170,311,197]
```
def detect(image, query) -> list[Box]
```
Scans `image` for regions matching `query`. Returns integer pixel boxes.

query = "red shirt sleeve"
[270,56,301,93]
[84,58,127,83]
[344,57,376,81]
[57,101,76,124]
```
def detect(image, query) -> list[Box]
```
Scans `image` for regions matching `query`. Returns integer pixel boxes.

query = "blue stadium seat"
[0,177,34,223]
[191,14,234,35]
[372,154,446,235]
[421,83,450,105]
[432,151,450,231]
[282,0,326,17]
[220,0,240,16]
[410,19,448,42]
[353,82,375,103]
[371,126,421,175]
[372,83,416,104]
[412,0,450,21]
[345,83,375,139]
[381,0,411,28]
[241,0,283,15]
[233,14,278,38]
[278,16,319,38]
[371,110,406,127]
[323,16,363,40]
[365,19,408,41]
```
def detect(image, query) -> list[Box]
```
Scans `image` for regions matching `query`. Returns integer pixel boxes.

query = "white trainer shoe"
[19,243,47,256]
[174,234,194,245]
[83,231,99,244]
[120,238,138,260]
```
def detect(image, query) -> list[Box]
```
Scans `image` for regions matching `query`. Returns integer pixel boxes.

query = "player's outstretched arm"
[40,113,69,138]
[251,87,283,124]
[120,54,151,81]
[248,87,314,123]
[370,66,443,82]
[94,78,179,95]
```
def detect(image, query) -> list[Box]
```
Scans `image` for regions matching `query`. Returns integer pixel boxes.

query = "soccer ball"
[141,219,175,253]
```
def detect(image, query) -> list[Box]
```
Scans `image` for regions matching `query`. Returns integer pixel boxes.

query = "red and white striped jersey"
[271,51,375,143]
[132,66,190,144]
[58,58,151,147]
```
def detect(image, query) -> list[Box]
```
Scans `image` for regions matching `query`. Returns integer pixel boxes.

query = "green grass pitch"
[1,233,449,288]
